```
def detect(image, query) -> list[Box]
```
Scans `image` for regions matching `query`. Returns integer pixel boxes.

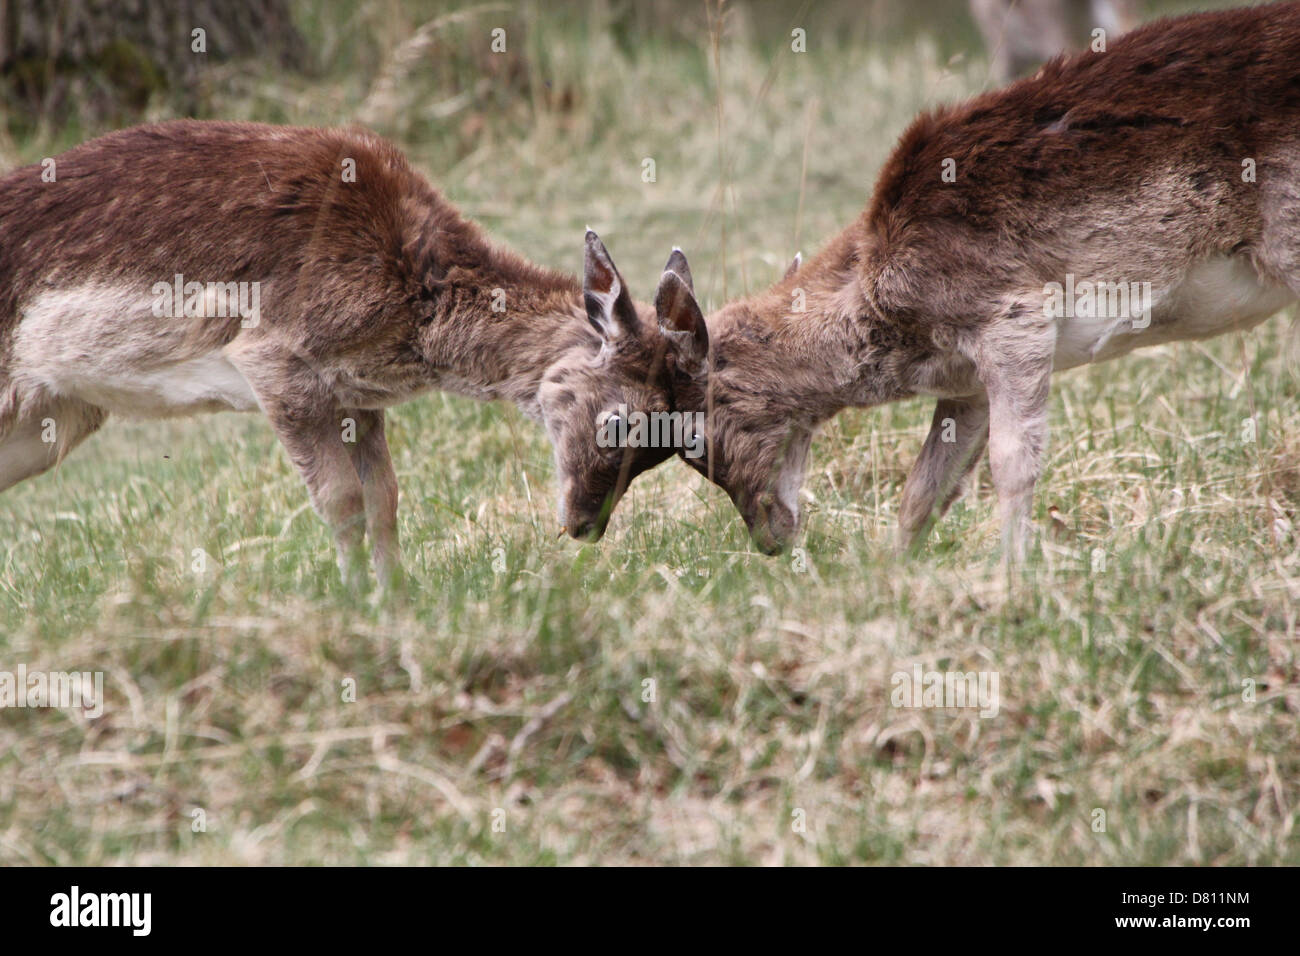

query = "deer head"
[538,231,685,541]
[544,241,812,554]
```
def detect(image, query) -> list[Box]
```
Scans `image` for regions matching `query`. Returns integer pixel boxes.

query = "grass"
[1,0,1296,865]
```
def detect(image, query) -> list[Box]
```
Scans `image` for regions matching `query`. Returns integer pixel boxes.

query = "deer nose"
[566,519,607,542]
[748,523,789,556]
[746,493,796,555]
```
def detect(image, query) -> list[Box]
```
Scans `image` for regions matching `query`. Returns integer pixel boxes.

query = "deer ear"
[784,252,802,279]
[655,267,708,375]
[583,230,638,342]
[663,247,694,294]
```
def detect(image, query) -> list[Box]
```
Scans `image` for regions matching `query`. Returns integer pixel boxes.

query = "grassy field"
[1,0,1297,865]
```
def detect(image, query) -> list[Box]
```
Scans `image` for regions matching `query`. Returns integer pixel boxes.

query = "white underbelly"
[1052,255,1296,371]
[11,282,260,416]
[67,350,260,416]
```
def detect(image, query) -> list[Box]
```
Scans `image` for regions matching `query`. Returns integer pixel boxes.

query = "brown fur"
[0,120,640,583]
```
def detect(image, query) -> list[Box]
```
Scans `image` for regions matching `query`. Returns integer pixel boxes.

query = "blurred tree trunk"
[0,0,307,127]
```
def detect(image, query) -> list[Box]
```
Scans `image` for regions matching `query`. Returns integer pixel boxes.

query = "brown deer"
[553,1,1300,560]
[0,120,670,583]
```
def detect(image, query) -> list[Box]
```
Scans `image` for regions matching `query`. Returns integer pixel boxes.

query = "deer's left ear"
[583,230,638,342]
[655,258,708,376]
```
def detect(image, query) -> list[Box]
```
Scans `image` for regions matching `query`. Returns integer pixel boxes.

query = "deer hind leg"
[0,395,107,493]
[1257,150,1300,302]
[976,311,1056,564]
[897,394,990,555]
[342,408,401,587]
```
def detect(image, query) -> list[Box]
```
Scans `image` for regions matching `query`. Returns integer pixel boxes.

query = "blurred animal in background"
[970,0,1141,83]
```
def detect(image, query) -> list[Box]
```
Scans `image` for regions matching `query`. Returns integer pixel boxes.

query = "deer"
[0,120,669,585]
[970,0,1142,85]
[547,1,1300,561]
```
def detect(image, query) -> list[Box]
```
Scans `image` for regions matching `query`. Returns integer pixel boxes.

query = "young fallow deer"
[552,2,1300,560]
[0,120,675,583]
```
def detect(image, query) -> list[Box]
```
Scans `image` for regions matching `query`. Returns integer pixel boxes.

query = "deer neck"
[706,238,916,422]
[414,260,594,420]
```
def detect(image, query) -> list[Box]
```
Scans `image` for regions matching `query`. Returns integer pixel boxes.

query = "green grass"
[1,0,1296,865]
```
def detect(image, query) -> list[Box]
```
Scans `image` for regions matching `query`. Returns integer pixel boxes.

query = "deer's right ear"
[663,247,695,294]
[583,230,638,343]
[655,265,708,376]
